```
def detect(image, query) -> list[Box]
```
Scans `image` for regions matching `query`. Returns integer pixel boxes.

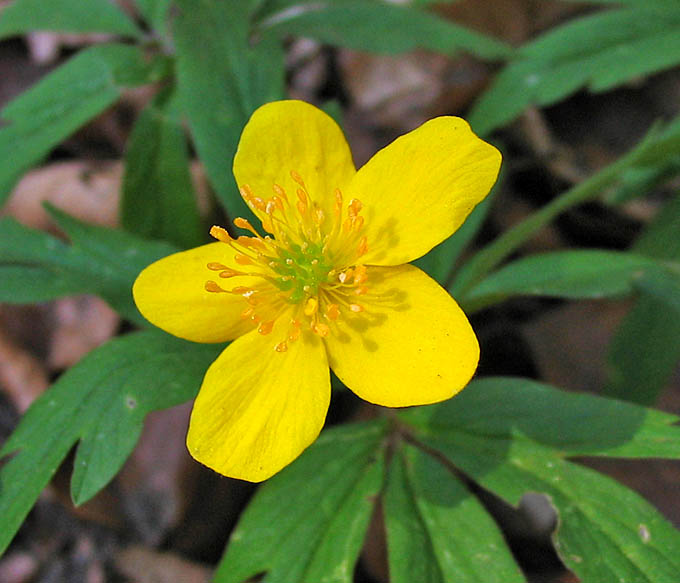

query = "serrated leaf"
[469,7,680,135]
[0,0,141,40]
[400,377,680,582]
[214,421,386,583]
[0,330,220,555]
[0,44,169,204]
[463,250,659,310]
[0,208,177,323]
[121,88,204,248]
[173,0,285,221]
[257,0,511,60]
[414,181,498,285]
[401,377,680,459]
[384,445,526,583]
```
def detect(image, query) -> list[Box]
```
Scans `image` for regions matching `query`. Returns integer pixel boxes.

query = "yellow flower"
[133,100,501,482]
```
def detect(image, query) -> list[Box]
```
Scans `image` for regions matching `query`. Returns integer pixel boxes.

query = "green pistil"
[271,244,333,303]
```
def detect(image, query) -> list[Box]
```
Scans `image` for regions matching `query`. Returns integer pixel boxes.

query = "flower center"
[204,170,369,352]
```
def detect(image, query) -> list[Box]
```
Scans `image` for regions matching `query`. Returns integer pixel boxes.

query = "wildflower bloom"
[133,100,501,482]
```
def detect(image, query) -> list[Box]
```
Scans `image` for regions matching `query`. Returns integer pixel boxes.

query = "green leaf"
[0,0,141,40]
[135,0,171,33]
[604,194,680,404]
[0,208,177,323]
[469,7,680,135]
[0,44,169,205]
[414,182,498,285]
[634,264,680,315]
[257,0,511,60]
[174,0,285,221]
[121,88,204,248]
[384,445,526,583]
[0,330,220,555]
[214,421,386,583]
[400,377,680,459]
[401,377,680,582]
[463,250,659,310]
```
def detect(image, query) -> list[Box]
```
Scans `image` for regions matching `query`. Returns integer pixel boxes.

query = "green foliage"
[134,0,172,34]
[213,421,386,583]
[0,43,170,205]
[173,0,285,221]
[214,378,680,582]
[0,206,176,324]
[0,330,221,555]
[469,6,680,135]
[121,88,204,249]
[257,0,511,60]
[463,250,666,311]
[400,378,680,583]
[385,446,526,583]
[0,0,141,40]
[604,194,680,404]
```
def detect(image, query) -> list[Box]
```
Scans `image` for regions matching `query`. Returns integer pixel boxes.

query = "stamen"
[235,253,253,265]
[239,184,254,200]
[275,341,288,352]
[290,170,305,187]
[288,319,302,341]
[210,225,232,243]
[304,297,318,316]
[207,262,228,271]
[258,320,274,335]
[205,281,226,293]
[348,198,363,218]
[354,286,368,295]
[357,236,368,256]
[219,268,243,278]
[349,303,364,313]
[240,307,255,319]
[313,322,330,337]
[234,217,261,238]
[353,264,367,283]
[273,183,288,201]
[325,304,340,320]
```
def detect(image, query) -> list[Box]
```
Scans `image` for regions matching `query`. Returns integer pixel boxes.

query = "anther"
[354,285,368,295]
[338,269,354,284]
[348,198,363,218]
[239,184,254,200]
[349,303,364,313]
[275,341,288,352]
[353,264,367,284]
[325,304,340,320]
[240,307,255,319]
[304,297,318,316]
[313,322,330,337]
[219,268,242,278]
[235,253,253,265]
[258,320,274,335]
[251,197,267,211]
[357,236,368,256]
[234,217,256,232]
[207,262,228,271]
[205,281,226,293]
[290,170,305,187]
[210,225,232,243]
[273,184,288,200]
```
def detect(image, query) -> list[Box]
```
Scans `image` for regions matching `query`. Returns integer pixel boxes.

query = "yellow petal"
[347,116,501,266]
[187,318,330,482]
[132,242,264,343]
[233,100,356,223]
[325,264,479,407]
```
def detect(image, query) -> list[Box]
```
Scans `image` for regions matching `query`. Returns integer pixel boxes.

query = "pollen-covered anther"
[205,281,226,293]
[304,297,318,316]
[357,236,368,257]
[240,307,255,319]
[272,183,288,200]
[354,285,368,296]
[349,303,364,313]
[313,322,330,337]
[288,319,302,341]
[338,269,353,284]
[207,262,229,271]
[210,225,232,243]
[274,341,288,353]
[353,264,367,283]
[218,268,243,278]
[235,253,253,265]
[325,304,340,321]
[348,198,363,218]
[257,320,275,335]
